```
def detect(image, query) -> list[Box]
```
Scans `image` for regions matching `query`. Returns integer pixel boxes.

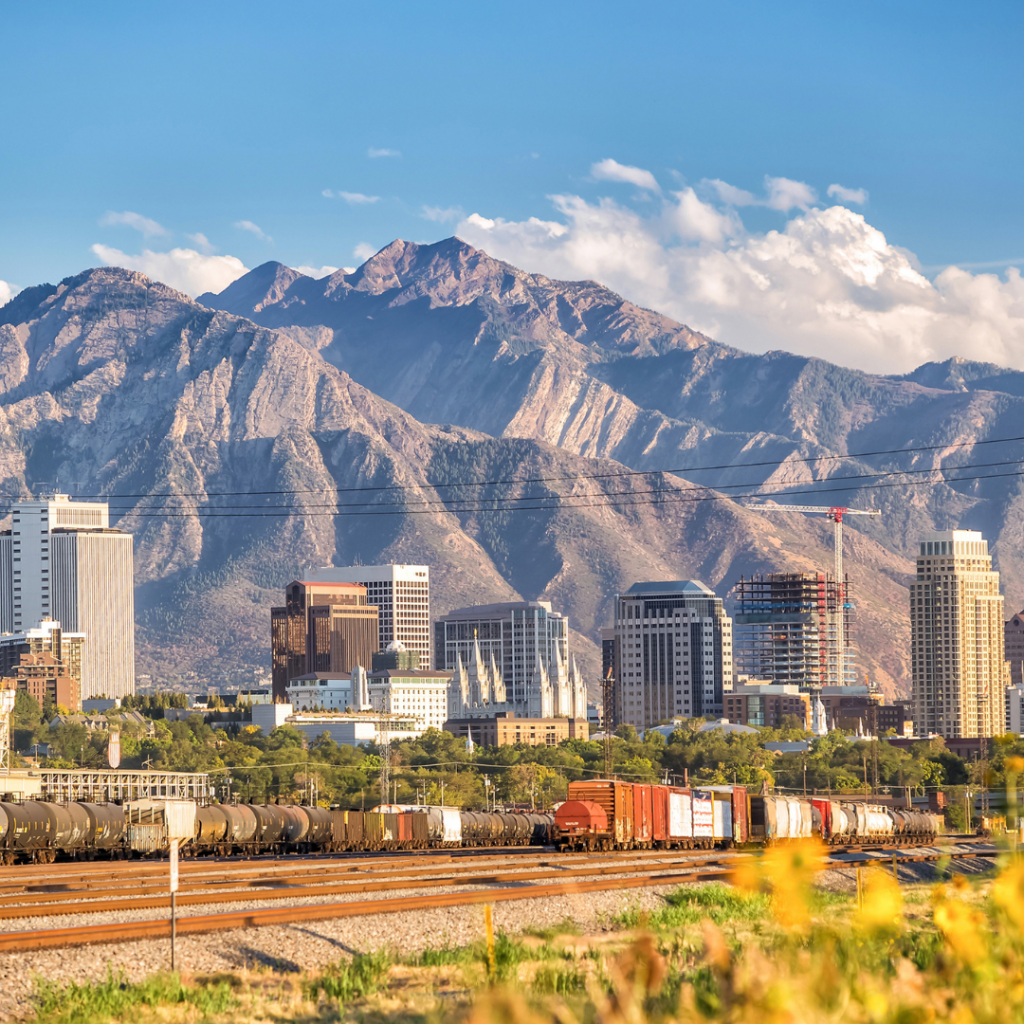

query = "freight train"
[553,780,944,851]
[0,798,555,865]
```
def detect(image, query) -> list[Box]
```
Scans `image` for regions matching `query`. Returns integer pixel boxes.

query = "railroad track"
[0,842,1000,952]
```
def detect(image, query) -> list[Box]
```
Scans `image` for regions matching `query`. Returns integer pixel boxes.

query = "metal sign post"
[169,838,179,971]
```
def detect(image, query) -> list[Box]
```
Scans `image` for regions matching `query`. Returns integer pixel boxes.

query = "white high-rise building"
[910,529,1008,738]
[303,564,430,665]
[610,580,733,729]
[0,495,134,699]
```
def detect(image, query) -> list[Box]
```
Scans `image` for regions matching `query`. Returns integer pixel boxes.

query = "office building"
[1007,684,1024,735]
[303,565,430,666]
[0,495,134,700]
[270,580,378,701]
[444,713,589,747]
[435,601,569,704]
[910,529,1009,738]
[723,680,811,730]
[610,580,733,729]
[1007,611,1024,689]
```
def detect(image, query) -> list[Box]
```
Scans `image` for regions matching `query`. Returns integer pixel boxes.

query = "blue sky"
[2,1,1023,372]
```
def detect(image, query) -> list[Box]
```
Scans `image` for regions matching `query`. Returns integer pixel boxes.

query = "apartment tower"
[302,565,430,666]
[910,529,1008,738]
[610,580,733,730]
[0,495,134,700]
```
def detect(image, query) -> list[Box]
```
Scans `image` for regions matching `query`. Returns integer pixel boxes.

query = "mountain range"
[2,236,1024,699]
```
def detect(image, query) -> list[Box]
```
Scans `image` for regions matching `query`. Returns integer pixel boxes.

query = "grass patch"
[531,963,590,995]
[617,882,772,930]
[522,918,582,941]
[304,950,393,1003]
[31,970,235,1024]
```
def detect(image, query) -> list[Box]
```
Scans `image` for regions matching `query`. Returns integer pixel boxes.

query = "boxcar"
[567,780,635,848]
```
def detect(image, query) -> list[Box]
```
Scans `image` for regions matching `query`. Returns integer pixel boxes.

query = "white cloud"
[340,192,380,204]
[0,281,16,306]
[90,244,248,297]
[421,205,464,223]
[764,176,818,211]
[353,243,378,263]
[368,147,400,158]
[591,158,661,193]
[827,183,869,205]
[293,264,341,279]
[456,185,1024,374]
[99,210,167,237]
[234,220,272,242]
[185,232,214,254]
[705,179,757,207]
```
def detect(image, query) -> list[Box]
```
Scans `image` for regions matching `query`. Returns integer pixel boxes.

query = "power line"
[17,432,1024,501]
[16,462,1022,519]
[78,454,1023,513]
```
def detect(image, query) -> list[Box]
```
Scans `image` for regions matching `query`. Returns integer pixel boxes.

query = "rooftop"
[625,580,715,596]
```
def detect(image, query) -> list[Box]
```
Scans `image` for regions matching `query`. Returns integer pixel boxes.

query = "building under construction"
[733,572,855,688]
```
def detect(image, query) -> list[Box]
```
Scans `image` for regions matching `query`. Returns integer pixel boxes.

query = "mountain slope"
[0,264,924,699]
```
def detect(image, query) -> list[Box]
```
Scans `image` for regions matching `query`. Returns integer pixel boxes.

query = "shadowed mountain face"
[1,241,1022,698]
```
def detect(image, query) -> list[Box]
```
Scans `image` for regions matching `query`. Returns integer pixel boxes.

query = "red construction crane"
[750,504,881,686]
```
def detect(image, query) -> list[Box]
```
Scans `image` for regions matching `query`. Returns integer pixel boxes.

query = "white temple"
[447,639,587,720]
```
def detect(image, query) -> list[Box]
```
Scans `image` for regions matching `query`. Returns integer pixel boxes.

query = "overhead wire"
[18,431,1024,501]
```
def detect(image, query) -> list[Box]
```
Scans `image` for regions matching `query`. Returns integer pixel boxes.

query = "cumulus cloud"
[99,210,167,237]
[827,183,869,205]
[353,242,378,263]
[706,179,757,207]
[185,232,214,254]
[90,244,248,297]
[0,281,16,306]
[764,176,818,211]
[368,147,400,158]
[421,205,464,223]
[293,264,341,279]
[456,184,1024,374]
[234,220,272,242]
[591,158,661,193]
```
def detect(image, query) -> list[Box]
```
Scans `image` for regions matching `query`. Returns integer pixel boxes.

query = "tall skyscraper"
[0,495,134,700]
[910,529,1008,738]
[434,601,569,703]
[270,580,378,702]
[610,580,733,730]
[302,565,430,666]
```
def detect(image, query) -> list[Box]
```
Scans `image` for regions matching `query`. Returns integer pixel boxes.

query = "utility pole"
[603,668,615,778]
[379,728,391,807]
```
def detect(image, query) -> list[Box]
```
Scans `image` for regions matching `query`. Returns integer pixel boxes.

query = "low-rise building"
[443,712,589,747]
[288,711,423,747]
[369,666,451,731]
[286,673,355,712]
[0,620,86,712]
[724,680,811,729]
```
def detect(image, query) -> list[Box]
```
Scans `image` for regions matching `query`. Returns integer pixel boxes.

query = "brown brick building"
[271,581,378,701]
[0,620,84,712]
[724,681,811,729]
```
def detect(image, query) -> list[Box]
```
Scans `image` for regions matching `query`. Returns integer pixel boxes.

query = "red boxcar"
[812,798,832,840]
[566,780,635,848]
[632,784,653,847]
[652,785,669,846]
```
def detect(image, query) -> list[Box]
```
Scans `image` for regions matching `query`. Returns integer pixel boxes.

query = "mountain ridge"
[1,243,1023,702]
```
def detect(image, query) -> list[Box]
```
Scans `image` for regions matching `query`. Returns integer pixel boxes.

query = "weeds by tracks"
[24,839,1024,1024]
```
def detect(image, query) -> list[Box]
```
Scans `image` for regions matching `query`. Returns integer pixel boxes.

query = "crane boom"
[748,503,881,686]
